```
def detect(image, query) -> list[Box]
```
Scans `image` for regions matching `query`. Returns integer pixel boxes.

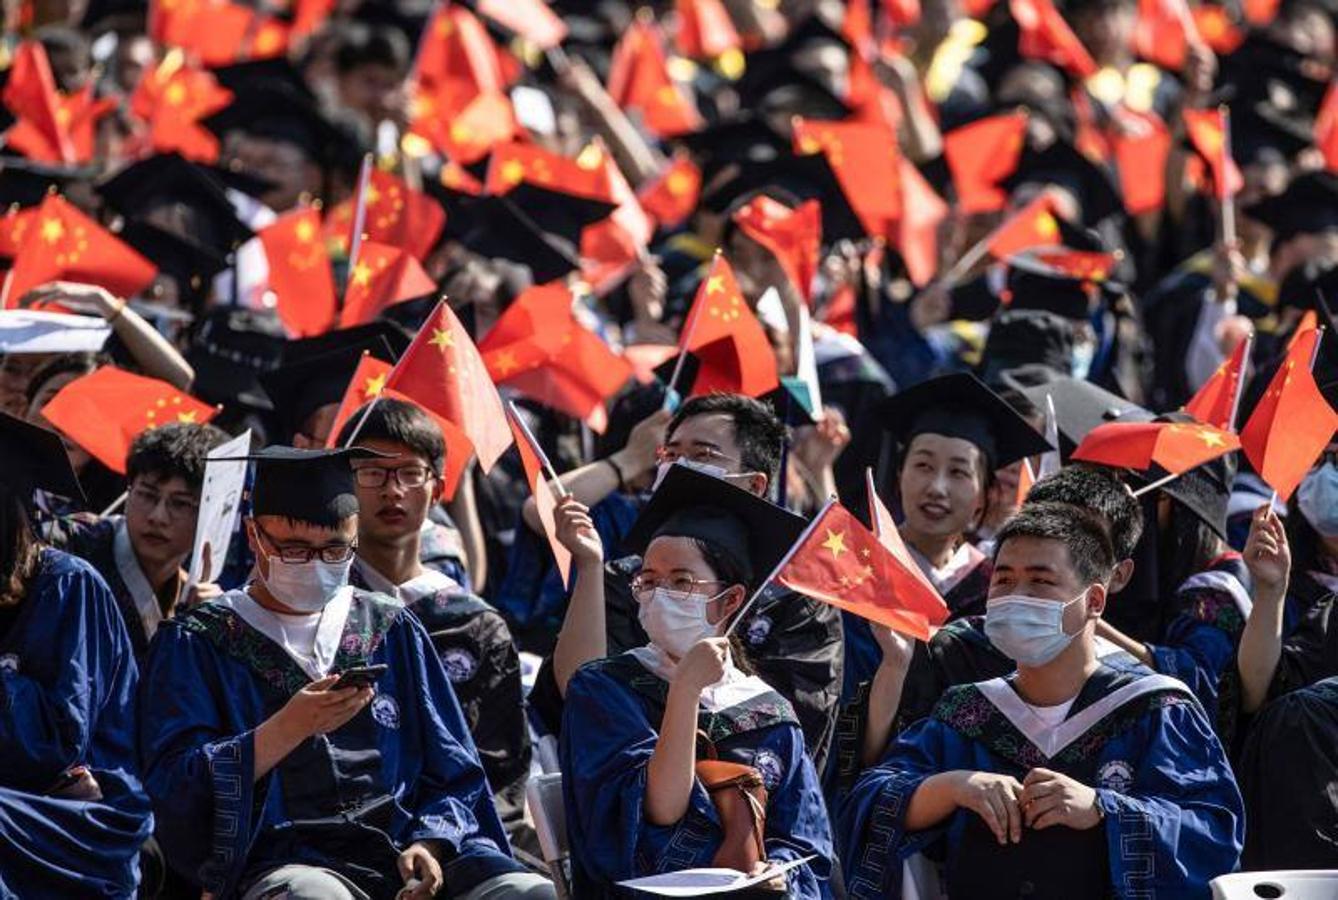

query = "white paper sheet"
[186,431,251,587]
[617,855,814,896]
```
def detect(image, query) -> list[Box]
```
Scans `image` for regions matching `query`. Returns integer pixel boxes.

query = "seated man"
[46,421,229,662]
[838,503,1244,900]
[336,399,532,847]
[0,413,154,896]
[139,445,553,900]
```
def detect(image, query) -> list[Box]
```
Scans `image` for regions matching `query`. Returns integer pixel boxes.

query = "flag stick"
[937,231,994,290]
[1226,331,1254,433]
[661,254,719,409]
[343,153,374,308]
[725,496,837,636]
[1219,105,1237,249]
[341,392,384,448]
[100,490,129,517]
[1131,471,1181,498]
[507,401,570,498]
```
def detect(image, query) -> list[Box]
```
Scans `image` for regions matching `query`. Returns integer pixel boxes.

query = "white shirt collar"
[216,586,354,680]
[628,644,776,713]
[352,557,458,605]
[113,518,164,640]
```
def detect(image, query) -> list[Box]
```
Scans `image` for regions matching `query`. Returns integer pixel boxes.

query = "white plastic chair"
[526,772,571,900]
[1210,870,1338,899]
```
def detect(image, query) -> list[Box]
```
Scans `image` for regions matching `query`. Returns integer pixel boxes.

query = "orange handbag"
[695,734,769,873]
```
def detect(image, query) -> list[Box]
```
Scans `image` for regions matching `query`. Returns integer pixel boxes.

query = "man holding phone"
[138,446,554,900]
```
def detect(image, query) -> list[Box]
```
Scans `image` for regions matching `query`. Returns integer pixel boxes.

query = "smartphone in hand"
[331,664,388,691]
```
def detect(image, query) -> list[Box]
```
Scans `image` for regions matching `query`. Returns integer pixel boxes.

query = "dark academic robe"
[561,652,836,899]
[0,550,154,898]
[139,588,520,900]
[349,563,533,846]
[602,553,845,773]
[838,663,1244,899]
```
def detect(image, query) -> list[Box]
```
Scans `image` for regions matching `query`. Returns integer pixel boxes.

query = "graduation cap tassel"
[724,496,837,637]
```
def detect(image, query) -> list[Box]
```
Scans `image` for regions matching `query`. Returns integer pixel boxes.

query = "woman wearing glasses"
[558,466,836,899]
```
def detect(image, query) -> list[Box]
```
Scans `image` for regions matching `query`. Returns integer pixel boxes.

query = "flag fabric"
[476,0,568,49]
[1183,332,1252,431]
[1015,457,1037,506]
[897,157,950,286]
[2,42,76,163]
[485,141,613,201]
[410,87,518,164]
[607,20,703,139]
[324,169,447,262]
[776,499,949,640]
[1025,247,1120,282]
[637,155,702,228]
[507,403,572,585]
[793,117,901,237]
[385,300,513,472]
[1010,0,1099,78]
[40,365,217,473]
[579,141,655,293]
[151,0,290,66]
[1183,108,1244,199]
[338,241,437,328]
[1288,311,1319,350]
[129,54,233,163]
[1239,327,1338,501]
[1072,420,1240,475]
[1190,5,1244,53]
[986,192,1064,260]
[1317,82,1338,174]
[675,255,779,398]
[0,206,37,258]
[732,196,822,303]
[414,4,507,94]
[257,207,337,337]
[1113,115,1172,214]
[1133,0,1205,73]
[675,0,742,59]
[4,194,158,306]
[943,112,1028,214]
[326,353,472,501]
[866,469,942,599]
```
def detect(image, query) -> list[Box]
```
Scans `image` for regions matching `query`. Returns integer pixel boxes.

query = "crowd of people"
[2,0,1338,896]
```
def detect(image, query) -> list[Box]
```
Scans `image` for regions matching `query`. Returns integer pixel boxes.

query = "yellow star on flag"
[295,218,315,242]
[705,275,725,294]
[177,411,198,423]
[364,373,387,397]
[821,528,848,558]
[499,159,526,186]
[40,217,64,244]
[429,328,454,351]
[350,262,372,288]
[492,349,519,376]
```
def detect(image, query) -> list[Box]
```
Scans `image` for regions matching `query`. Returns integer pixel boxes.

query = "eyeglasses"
[353,465,433,489]
[128,485,199,520]
[655,445,741,467]
[252,521,356,564]
[630,573,727,601]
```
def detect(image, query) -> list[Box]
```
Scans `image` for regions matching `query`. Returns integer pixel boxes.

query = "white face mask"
[258,555,353,613]
[638,586,724,658]
[1298,463,1338,538]
[651,459,757,492]
[984,590,1088,667]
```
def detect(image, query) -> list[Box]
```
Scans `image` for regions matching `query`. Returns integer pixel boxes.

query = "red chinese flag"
[1242,0,1280,24]
[678,255,779,397]
[130,57,234,164]
[1183,332,1252,431]
[476,0,568,49]
[157,2,290,66]
[1072,420,1240,475]
[580,142,654,293]
[732,196,822,303]
[1133,0,1203,72]
[1015,457,1037,506]
[943,112,1028,215]
[607,20,703,139]
[385,300,513,472]
[1240,327,1338,501]
[411,88,518,165]
[986,193,1064,260]
[338,241,437,328]
[414,5,507,93]
[1184,108,1244,199]
[324,170,446,262]
[777,501,948,640]
[793,117,901,236]
[1027,248,1119,281]
[40,365,217,473]
[485,142,613,202]
[675,0,742,58]
[1113,116,1172,214]
[1317,82,1338,174]
[4,194,157,306]
[866,468,943,600]
[258,207,336,337]
[0,206,36,257]
[897,158,949,287]
[1289,311,1319,350]
[1191,5,1244,53]
[638,155,702,228]
[1011,0,1099,78]
[3,42,74,164]
[507,404,572,584]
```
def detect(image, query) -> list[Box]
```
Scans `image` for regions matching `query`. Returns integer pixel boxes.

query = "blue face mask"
[984,591,1088,666]
[1299,463,1338,538]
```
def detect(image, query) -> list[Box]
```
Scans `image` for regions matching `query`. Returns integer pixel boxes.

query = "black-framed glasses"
[128,484,199,520]
[253,521,356,564]
[353,465,433,489]
[630,573,727,601]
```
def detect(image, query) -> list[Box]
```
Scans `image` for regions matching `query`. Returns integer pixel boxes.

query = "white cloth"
[627,644,775,713]
[352,557,459,606]
[112,518,164,641]
[0,309,110,353]
[1019,696,1077,729]
[216,586,353,679]
[1185,292,1235,393]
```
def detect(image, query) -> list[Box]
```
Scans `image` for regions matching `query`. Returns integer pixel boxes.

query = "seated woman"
[560,466,835,898]
[0,412,154,896]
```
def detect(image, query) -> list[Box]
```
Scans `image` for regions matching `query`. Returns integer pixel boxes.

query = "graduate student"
[839,503,1243,899]
[0,412,154,896]
[560,466,836,898]
[138,445,553,900]
[336,398,532,846]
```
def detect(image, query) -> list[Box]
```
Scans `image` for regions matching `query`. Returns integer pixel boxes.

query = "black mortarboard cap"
[621,463,808,587]
[281,320,411,363]
[98,153,253,253]
[1001,138,1123,227]
[673,115,791,181]
[1244,170,1338,241]
[1005,248,1122,321]
[735,67,853,122]
[186,307,287,412]
[1138,412,1235,541]
[0,410,85,503]
[207,159,279,200]
[202,83,359,168]
[0,156,91,208]
[701,151,866,242]
[208,58,314,98]
[1231,102,1315,167]
[1015,375,1153,457]
[260,337,397,440]
[878,371,1053,469]
[453,196,583,282]
[228,445,389,525]
[500,179,619,247]
[118,220,229,301]
[978,308,1076,385]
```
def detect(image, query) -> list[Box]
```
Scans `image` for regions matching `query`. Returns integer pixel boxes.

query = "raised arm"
[1238,505,1291,713]
[551,496,608,694]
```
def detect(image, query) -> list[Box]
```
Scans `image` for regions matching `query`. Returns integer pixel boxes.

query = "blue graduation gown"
[138,588,520,900]
[0,550,154,898]
[838,663,1244,899]
[561,652,836,899]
